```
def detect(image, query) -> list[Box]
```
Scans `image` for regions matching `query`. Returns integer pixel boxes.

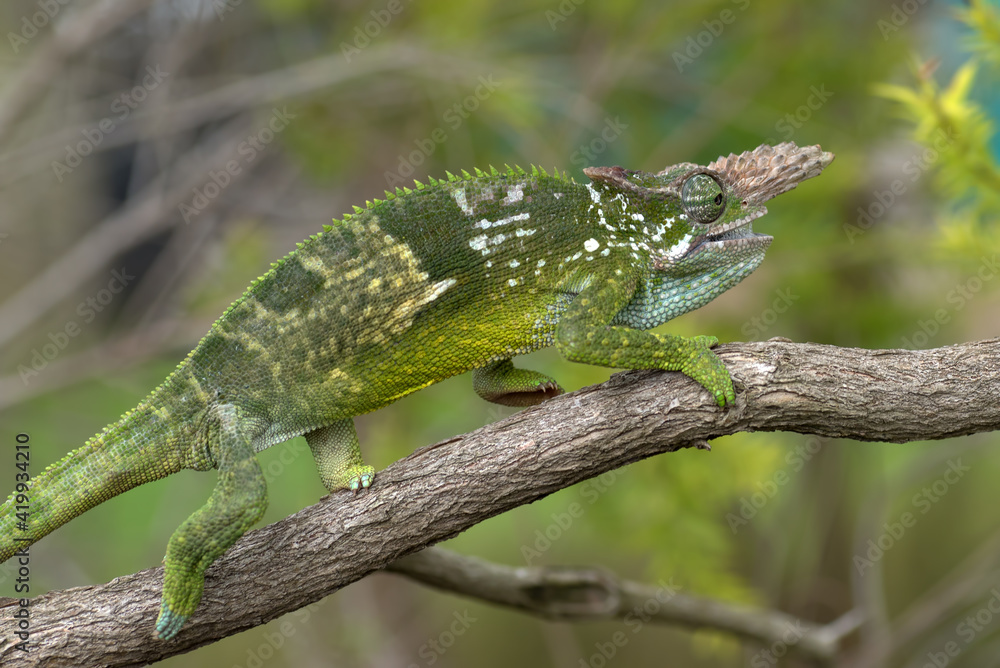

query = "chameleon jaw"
[691,208,771,256]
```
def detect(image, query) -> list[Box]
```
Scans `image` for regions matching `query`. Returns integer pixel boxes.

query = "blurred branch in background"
[387,547,864,666]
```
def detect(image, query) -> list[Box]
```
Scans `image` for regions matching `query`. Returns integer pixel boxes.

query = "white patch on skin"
[515,227,537,237]
[665,216,675,228]
[508,278,518,287]
[601,248,610,256]
[453,189,473,216]
[553,192,563,199]
[572,252,582,261]
[585,183,601,203]
[666,233,693,261]
[490,233,507,246]
[475,212,531,230]
[502,184,525,205]
[469,234,489,252]
[584,238,600,252]
[631,213,644,221]
[509,260,520,268]
[427,278,456,301]
[536,259,545,267]
[485,260,492,268]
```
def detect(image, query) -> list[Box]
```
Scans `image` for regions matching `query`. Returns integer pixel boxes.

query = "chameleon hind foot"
[473,359,564,407]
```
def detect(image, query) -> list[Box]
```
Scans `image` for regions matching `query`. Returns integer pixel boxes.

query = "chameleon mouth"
[697,208,772,252]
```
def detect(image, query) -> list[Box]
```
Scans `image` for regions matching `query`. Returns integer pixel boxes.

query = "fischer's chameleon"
[0,142,832,639]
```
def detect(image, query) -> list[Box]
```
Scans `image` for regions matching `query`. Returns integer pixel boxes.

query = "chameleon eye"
[681,173,726,223]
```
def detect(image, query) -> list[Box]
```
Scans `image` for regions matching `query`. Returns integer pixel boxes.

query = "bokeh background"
[1,0,999,666]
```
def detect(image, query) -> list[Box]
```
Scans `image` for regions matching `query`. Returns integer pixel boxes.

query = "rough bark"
[0,338,998,666]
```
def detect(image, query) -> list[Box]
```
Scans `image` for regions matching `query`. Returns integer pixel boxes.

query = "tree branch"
[0,339,998,666]
[385,547,863,664]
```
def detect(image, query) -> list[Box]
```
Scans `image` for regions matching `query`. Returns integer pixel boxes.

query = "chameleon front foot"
[679,336,736,407]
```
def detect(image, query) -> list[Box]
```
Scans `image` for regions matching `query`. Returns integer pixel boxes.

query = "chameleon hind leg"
[305,419,375,492]
[155,406,267,640]
[473,359,564,407]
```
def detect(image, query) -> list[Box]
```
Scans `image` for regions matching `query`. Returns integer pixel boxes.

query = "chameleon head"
[584,142,835,278]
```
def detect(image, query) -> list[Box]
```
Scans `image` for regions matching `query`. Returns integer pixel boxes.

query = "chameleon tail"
[0,401,187,563]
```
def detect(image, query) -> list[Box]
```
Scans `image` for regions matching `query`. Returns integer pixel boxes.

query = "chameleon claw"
[347,467,375,493]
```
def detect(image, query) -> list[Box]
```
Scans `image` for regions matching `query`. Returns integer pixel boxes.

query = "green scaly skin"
[0,142,833,639]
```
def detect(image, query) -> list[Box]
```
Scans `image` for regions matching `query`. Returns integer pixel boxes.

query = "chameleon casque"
[0,142,832,639]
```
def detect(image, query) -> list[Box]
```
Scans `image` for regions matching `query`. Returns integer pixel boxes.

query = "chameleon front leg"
[473,359,563,406]
[555,269,736,407]
[305,419,375,492]
[156,405,268,640]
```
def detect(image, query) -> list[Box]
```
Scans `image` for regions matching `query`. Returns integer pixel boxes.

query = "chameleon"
[0,141,832,640]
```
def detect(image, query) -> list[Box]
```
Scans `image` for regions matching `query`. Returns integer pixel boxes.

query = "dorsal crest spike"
[462,169,474,179]
[413,179,425,189]
[322,224,334,232]
[472,167,485,178]
[352,205,364,214]
[445,170,459,182]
